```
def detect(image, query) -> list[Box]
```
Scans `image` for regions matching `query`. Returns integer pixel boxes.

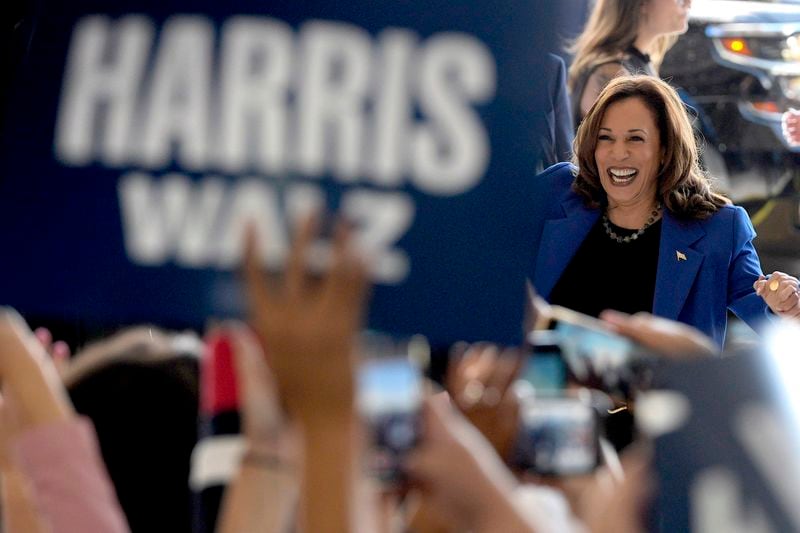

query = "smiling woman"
[529,76,800,348]
[594,97,663,226]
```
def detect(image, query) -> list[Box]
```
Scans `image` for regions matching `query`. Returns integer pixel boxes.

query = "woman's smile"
[607,167,638,185]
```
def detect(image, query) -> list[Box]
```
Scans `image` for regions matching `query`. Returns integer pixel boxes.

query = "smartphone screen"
[546,306,636,388]
[513,396,598,476]
[357,356,422,483]
[521,329,567,394]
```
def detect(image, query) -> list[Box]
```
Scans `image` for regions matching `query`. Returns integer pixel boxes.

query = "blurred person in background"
[530,75,800,349]
[64,328,200,533]
[568,0,691,129]
[536,54,575,171]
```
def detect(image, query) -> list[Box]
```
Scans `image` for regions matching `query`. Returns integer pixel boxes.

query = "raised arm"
[0,310,129,533]
[242,214,370,533]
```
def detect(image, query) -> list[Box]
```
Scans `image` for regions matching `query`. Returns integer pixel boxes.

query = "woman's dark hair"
[66,328,200,533]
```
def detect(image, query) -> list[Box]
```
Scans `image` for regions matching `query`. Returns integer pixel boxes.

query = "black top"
[625,45,653,69]
[549,216,662,317]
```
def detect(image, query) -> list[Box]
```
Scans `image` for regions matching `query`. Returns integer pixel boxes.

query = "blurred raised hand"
[226,323,300,461]
[243,214,370,423]
[406,394,535,533]
[446,344,523,461]
[0,311,73,533]
[600,310,717,358]
[33,327,71,377]
[0,309,129,533]
[216,323,300,533]
[242,212,371,533]
[577,445,652,533]
[0,311,74,437]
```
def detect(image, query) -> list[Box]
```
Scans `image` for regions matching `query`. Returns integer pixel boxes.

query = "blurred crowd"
[1,210,797,533]
[2,0,800,532]
[0,220,726,533]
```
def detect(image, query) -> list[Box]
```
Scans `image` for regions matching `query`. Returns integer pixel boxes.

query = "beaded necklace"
[602,203,662,244]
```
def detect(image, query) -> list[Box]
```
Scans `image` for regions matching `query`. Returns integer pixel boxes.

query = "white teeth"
[609,168,636,177]
[608,168,637,185]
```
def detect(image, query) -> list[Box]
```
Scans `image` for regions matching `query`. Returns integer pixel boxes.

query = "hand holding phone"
[357,335,426,483]
[512,394,599,476]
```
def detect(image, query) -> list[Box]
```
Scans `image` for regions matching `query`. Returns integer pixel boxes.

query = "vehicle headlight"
[720,35,799,61]
[721,38,753,56]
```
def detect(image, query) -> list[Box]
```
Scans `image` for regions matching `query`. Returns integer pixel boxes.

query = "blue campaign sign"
[649,336,800,532]
[0,0,571,345]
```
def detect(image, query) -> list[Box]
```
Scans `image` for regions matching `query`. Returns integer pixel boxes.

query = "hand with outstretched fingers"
[242,214,370,424]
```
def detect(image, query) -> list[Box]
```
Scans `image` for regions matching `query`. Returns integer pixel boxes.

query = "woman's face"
[594,97,663,210]
[641,0,691,37]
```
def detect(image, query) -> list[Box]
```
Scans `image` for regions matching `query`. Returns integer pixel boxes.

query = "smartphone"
[512,395,599,476]
[520,329,568,394]
[537,306,641,394]
[357,355,423,484]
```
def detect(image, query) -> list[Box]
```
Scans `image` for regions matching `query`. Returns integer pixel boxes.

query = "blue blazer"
[529,163,770,348]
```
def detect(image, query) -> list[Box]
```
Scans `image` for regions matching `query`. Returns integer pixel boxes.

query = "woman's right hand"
[754,271,800,320]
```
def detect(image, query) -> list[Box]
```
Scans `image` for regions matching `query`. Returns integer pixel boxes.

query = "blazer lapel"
[653,212,706,320]
[533,196,599,298]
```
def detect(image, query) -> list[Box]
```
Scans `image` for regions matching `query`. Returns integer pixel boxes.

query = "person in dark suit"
[537,53,574,172]
[528,75,799,348]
